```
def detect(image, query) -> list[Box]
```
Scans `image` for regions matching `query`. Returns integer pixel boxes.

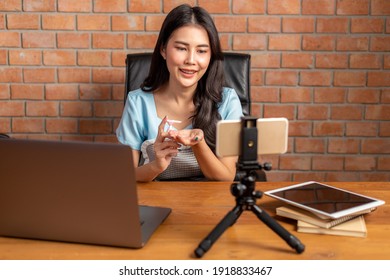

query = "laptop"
[0,138,171,248]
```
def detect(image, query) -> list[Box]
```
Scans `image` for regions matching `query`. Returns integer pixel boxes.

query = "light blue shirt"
[116,87,243,180]
[116,87,243,151]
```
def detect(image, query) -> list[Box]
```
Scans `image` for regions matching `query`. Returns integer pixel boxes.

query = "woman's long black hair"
[141,4,224,152]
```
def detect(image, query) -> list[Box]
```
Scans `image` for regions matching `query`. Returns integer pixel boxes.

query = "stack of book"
[276,206,367,237]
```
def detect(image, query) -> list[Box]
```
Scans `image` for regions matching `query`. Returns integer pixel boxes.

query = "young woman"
[116,4,243,182]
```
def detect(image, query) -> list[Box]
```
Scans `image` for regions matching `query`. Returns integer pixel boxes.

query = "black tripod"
[194,117,305,258]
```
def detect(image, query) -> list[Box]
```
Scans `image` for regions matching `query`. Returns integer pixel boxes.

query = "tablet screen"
[265,181,385,219]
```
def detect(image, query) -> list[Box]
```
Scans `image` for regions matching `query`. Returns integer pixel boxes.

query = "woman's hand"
[167,128,204,146]
[152,116,181,172]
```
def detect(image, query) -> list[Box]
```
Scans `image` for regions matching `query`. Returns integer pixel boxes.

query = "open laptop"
[0,138,171,248]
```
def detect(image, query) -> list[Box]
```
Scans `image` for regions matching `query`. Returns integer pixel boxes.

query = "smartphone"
[216,118,288,157]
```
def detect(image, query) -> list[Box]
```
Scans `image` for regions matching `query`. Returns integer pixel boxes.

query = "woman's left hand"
[167,129,204,146]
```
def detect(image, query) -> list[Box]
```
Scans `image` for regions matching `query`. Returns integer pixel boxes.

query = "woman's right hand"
[151,116,180,173]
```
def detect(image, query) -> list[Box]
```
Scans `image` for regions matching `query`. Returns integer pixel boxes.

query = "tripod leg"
[251,205,305,253]
[194,205,243,258]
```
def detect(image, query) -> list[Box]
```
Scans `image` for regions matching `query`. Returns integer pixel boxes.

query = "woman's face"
[161,25,211,91]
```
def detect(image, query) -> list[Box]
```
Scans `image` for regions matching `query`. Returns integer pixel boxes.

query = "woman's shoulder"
[126,88,154,105]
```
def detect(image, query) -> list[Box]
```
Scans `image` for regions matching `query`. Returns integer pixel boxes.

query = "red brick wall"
[1,0,389,182]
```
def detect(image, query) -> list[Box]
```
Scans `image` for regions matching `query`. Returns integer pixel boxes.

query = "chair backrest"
[124,52,251,116]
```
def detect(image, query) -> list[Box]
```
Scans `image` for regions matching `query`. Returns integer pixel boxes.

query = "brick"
[80,84,111,100]
[346,122,378,136]
[370,36,390,51]
[251,53,280,68]
[23,0,55,12]
[385,55,390,69]
[198,0,229,13]
[11,84,44,100]
[337,36,369,51]
[214,16,247,33]
[295,138,325,153]
[269,35,300,50]
[302,0,335,15]
[282,17,315,33]
[328,139,360,154]
[57,33,90,49]
[348,89,380,103]
[94,0,126,12]
[22,32,56,48]
[336,0,369,15]
[94,102,123,117]
[58,0,91,12]
[58,68,90,83]
[130,0,161,13]
[250,70,264,86]
[382,89,390,103]
[0,67,22,83]
[0,101,24,117]
[365,105,390,120]
[268,0,300,14]
[43,50,76,66]
[345,156,376,171]
[314,88,346,103]
[248,17,281,33]
[112,15,144,31]
[313,156,344,170]
[280,88,312,103]
[351,18,384,33]
[45,84,79,100]
[79,119,112,134]
[26,101,59,117]
[367,71,390,87]
[77,15,110,31]
[371,0,390,15]
[0,84,9,99]
[9,50,41,65]
[233,34,266,51]
[327,172,360,181]
[280,155,312,170]
[313,122,344,136]
[350,54,381,69]
[360,172,390,182]
[331,105,363,120]
[378,157,390,170]
[298,105,329,120]
[127,34,158,49]
[315,53,348,69]
[251,87,279,102]
[288,121,312,136]
[112,85,125,101]
[0,118,10,133]
[233,0,265,14]
[265,70,298,86]
[145,15,165,32]
[0,50,6,64]
[334,71,366,86]
[0,31,20,47]
[295,172,327,182]
[282,53,314,69]
[317,18,349,33]
[0,0,22,11]
[78,51,110,66]
[112,50,128,67]
[300,71,332,86]
[92,69,125,84]
[60,101,93,117]
[362,139,390,154]
[24,68,55,83]
[263,105,295,119]
[92,33,124,49]
[380,122,390,136]
[46,118,78,134]
[42,14,75,30]
[302,35,335,51]
[12,118,44,133]
[6,14,39,29]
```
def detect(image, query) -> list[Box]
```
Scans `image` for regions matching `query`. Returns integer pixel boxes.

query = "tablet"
[264,181,385,219]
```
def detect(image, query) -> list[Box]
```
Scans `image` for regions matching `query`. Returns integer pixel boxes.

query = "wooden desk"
[0,182,389,260]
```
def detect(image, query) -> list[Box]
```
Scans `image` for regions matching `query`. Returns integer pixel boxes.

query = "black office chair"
[124,52,266,181]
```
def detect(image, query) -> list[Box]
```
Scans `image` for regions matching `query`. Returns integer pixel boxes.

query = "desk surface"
[1,181,389,260]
